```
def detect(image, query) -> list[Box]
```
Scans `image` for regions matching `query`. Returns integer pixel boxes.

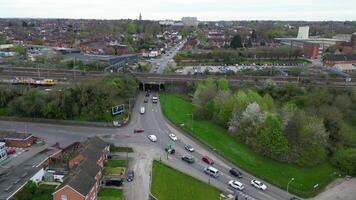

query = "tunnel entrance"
[139,82,165,91]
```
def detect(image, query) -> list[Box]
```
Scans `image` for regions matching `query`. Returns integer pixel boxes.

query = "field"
[160,93,340,197]
[98,188,123,200]
[151,161,221,200]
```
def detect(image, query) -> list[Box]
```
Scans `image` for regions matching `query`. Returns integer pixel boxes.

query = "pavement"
[1,91,354,200]
[309,178,356,200]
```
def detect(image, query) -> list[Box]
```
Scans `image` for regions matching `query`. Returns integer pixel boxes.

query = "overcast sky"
[0,0,355,21]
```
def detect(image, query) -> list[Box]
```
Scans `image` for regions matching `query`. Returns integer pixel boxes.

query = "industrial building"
[276,26,348,59]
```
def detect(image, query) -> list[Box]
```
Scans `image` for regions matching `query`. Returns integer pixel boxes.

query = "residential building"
[323,54,356,67]
[0,132,36,148]
[53,137,109,200]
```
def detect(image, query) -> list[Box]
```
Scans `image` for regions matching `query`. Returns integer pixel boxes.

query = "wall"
[30,168,45,184]
[53,186,84,200]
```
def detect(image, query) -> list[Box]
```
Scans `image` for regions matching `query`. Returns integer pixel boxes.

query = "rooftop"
[0,131,33,140]
[0,147,61,200]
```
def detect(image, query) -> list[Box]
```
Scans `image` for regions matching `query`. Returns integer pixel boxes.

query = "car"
[181,155,195,163]
[144,98,148,103]
[145,92,150,97]
[202,155,214,165]
[134,128,144,133]
[140,106,145,114]
[251,179,267,191]
[152,96,158,103]
[184,144,195,152]
[169,133,177,141]
[165,144,175,154]
[126,170,134,182]
[228,180,244,191]
[290,198,301,200]
[148,135,157,142]
[229,168,242,178]
[204,166,219,177]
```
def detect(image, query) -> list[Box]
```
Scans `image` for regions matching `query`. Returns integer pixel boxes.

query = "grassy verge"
[151,160,221,200]
[160,93,341,197]
[98,188,123,200]
[105,159,126,175]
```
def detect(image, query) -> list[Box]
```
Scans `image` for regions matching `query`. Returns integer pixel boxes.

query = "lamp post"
[287,177,294,193]
[186,113,193,131]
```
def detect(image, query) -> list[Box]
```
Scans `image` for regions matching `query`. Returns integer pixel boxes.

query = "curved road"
[0,92,296,200]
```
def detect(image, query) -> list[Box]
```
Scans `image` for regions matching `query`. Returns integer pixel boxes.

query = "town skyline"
[0,0,355,21]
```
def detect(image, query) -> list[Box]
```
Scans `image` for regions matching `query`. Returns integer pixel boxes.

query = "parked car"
[126,170,134,182]
[148,135,157,142]
[181,155,195,164]
[229,168,242,178]
[251,179,267,191]
[134,128,144,133]
[202,155,214,165]
[184,144,195,152]
[204,166,219,177]
[290,197,301,200]
[228,180,244,191]
[169,133,177,141]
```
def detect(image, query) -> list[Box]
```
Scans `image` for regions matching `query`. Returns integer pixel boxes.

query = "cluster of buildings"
[142,31,183,58]
[0,134,110,200]
[159,17,199,27]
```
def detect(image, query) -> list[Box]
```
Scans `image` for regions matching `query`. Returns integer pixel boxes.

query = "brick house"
[0,132,36,148]
[53,137,109,200]
[323,54,356,67]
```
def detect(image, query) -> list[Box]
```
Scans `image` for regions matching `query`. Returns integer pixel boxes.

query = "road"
[149,42,185,74]
[0,92,296,200]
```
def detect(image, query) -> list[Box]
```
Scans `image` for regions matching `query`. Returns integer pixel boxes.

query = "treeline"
[174,47,303,64]
[192,78,356,174]
[0,75,137,121]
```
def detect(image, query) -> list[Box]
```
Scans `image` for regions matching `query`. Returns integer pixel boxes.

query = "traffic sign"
[112,104,124,116]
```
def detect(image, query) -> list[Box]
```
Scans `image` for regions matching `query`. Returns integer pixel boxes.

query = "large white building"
[181,17,199,27]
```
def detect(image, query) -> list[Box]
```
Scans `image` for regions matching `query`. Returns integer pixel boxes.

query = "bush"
[332,148,356,176]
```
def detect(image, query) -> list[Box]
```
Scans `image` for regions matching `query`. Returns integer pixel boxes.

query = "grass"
[110,145,134,153]
[12,183,56,200]
[106,160,128,168]
[151,160,221,200]
[98,188,123,200]
[160,93,341,198]
[105,166,125,175]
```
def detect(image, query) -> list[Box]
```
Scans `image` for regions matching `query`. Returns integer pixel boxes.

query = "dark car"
[134,128,145,133]
[290,198,301,200]
[181,155,195,164]
[202,155,214,165]
[229,168,242,178]
[126,170,134,182]
[145,92,150,97]
[144,98,148,103]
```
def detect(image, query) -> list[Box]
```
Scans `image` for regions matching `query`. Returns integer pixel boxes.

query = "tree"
[230,35,243,49]
[257,113,289,159]
[332,148,356,175]
[10,45,27,57]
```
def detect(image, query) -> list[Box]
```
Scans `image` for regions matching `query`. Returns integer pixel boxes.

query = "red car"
[134,128,145,133]
[202,155,214,165]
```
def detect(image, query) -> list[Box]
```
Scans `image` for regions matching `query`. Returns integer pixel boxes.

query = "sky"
[0,0,355,21]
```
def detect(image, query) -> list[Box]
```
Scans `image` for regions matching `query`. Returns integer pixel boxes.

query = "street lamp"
[287,177,295,193]
[186,113,193,131]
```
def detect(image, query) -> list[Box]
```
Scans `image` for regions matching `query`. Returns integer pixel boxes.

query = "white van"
[140,106,145,114]
[152,96,158,103]
[204,166,219,177]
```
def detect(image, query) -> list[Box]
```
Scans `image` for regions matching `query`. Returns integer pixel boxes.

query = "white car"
[228,180,244,191]
[251,179,267,191]
[148,135,157,142]
[169,133,177,141]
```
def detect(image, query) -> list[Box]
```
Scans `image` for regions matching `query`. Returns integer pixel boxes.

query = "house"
[323,54,356,67]
[0,147,62,200]
[53,137,109,200]
[0,131,36,148]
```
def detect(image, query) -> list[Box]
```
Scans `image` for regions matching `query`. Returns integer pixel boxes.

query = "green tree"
[230,35,243,49]
[10,45,27,56]
[332,148,356,175]
[257,114,289,159]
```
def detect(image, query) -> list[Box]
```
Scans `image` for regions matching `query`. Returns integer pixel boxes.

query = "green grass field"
[98,188,123,200]
[12,184,56,200]
[151,161,221,200]
[160,93,341,197]
[106,160,128,168]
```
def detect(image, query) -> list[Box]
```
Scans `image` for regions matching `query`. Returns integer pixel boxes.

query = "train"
[12,78,56,86]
